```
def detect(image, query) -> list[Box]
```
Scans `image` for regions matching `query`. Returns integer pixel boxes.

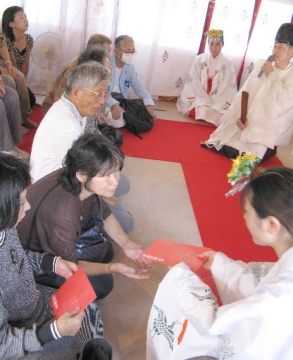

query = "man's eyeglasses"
[118,48,137,54]
[83,87,110,100]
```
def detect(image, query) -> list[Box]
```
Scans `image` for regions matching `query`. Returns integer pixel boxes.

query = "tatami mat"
[99,156,202,360]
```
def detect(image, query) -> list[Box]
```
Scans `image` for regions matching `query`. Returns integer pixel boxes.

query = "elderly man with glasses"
[30,61,134,233]
[105,35,155,128]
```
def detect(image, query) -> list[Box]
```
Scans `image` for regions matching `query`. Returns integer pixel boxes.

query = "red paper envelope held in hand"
[50,267,96,319]
[141,238,211,273]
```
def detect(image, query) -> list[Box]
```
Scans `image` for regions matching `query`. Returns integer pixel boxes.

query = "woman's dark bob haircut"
[58,133,124,195]
[0,153,30,230]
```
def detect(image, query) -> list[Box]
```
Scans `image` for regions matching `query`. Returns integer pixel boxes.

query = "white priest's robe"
[176,52,237,126]
[147,248,293,359]
[203,60,293,159]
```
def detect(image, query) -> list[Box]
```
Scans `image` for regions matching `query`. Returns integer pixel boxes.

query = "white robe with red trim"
[176,52,237,126]
[147,248,293,359]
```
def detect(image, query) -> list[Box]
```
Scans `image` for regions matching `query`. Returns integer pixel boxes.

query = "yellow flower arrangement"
[225,152,265,197]
[205,29,224,39]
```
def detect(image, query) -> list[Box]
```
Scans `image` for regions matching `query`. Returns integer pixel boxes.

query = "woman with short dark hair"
[17,133,152,300]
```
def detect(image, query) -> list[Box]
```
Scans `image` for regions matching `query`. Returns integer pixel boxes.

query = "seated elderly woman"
[30,61,132,233]
[17,133,152,300]
[0,152,113,359]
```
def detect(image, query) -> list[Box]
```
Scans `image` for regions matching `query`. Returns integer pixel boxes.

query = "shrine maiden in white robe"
[176,52,237,126]
[147,248,293,359]
[203,59,293,159]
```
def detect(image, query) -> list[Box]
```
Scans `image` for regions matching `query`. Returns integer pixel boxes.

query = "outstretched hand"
[123,240,152,269]
[109,262,153,280]
[55,258,79,279]
[198,250,217,270]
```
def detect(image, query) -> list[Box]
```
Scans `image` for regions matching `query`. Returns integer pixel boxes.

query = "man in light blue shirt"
[105,35,155,127]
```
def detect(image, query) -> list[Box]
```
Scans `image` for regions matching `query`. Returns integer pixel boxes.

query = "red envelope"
[50,267,96,319]
[142,238,211,273]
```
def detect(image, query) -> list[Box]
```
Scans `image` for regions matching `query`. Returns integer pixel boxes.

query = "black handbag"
[25,183,109,264]
[85,116,124,147]
[98,123,124,147]
[76,195,110,262]
[112,93,154,139]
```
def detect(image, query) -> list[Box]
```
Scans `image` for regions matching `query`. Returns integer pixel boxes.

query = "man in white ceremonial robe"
[176,29,237,126]
[201,23,293,162]
[147,167,293,359]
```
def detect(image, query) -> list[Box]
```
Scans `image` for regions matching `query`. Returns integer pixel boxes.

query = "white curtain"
[208,0,256,78]
[22,0,118,94]
[0,0,292,96]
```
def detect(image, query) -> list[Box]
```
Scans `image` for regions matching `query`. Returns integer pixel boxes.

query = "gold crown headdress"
[205,29,224,41]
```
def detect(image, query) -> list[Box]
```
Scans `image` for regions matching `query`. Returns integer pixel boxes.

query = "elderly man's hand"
[146,105,155,118]
[111,104,124,120]
[261,59,274,77]
[236,118,247,131]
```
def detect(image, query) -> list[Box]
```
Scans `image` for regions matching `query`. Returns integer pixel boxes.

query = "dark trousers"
[201,143,277,163]
[28,87,36,108]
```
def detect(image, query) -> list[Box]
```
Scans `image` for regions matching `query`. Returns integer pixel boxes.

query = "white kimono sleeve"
[212,252,274,304]
[177,56,211,114]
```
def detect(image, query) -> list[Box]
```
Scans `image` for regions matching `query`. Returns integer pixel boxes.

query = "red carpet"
[120,119,282,263]
[19,110,281,263]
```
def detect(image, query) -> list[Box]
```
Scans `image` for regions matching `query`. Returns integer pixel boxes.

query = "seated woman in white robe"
[201,23,293,162]
[147,167,293,359]
[176,29,237,126]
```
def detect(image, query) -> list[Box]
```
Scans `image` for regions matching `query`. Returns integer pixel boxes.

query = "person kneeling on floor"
[17,133,153,300]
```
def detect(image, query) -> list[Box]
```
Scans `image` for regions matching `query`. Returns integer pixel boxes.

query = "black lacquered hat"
[275,23,293,46]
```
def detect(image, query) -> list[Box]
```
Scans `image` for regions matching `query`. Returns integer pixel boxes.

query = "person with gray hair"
[105,34,155,128]
[87,33,112,59]
[30,62,134,234]
[31,61,110,182]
